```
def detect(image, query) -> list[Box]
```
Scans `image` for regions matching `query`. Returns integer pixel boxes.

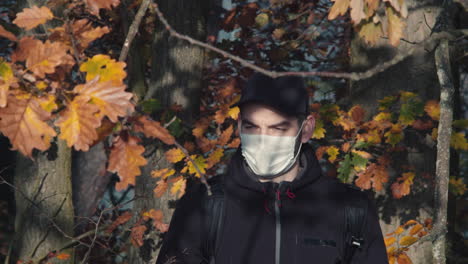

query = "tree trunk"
[13,140,74,263]
[126,0,210,263]
[346,1,456,263]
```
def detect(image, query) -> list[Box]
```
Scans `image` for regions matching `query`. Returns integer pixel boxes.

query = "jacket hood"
[225,143,324,198]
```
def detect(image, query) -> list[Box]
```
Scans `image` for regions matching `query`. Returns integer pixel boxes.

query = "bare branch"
[119,0,152,62]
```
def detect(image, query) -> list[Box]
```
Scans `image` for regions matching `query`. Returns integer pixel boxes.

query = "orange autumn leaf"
[396,253,412,264]
[227,137,240,148]
[391,172,415,199]
[424,100,440,121]
[143,209,168,233]
[336,115,355,131]
[56,253,71,260]
[207,148,224,168]
[108,135,147,190]
[25,40,74,78]
[151,168,175,179]
[0,93,56,157]
[154,179,168,197]
[49,19,110,51]
[384,237,396,247]
[165,148,185,163]
[218,125,233,146]
[0,25,17,41]
[11,36,39,62]
[130,224,147,247]
[73,78,133,122]
[409,223,424,235]
[315,146,328,160]
[85,0,121,17]
[13,6,54,30]
[348,105,365,123]
[399,236,418,247]
[133,116,175,145]
[192,117,210,138]
[214,105,239,124]
[55,96,101,151]
[355,162,389,191]
[106,211,133,233]
[197,136,218,153]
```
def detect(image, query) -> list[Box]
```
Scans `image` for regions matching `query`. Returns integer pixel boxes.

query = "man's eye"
[274,127,287,131]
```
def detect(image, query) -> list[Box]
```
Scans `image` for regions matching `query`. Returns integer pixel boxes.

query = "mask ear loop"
[292,121,306,160]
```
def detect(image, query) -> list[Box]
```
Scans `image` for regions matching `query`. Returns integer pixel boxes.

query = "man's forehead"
[239,103,297,123]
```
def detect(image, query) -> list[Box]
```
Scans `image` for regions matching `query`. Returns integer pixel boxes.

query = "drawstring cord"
[263,186,296,213]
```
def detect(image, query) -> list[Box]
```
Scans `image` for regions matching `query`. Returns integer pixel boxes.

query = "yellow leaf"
[207,148,224,169]
[170,176,186,198]
[384,237,396,247]
[352,150,372,159]
[79,54,127,84]
[55,95,101,151]
[0,59,16,107]
[255,13,269,27]
[37,94,58,112]
[165,148,185,163]
[449,176,468,196]
[424,100,440,121]
[186,155,207,177]
[386,6,405,46]
[311,119,326,139]
[151,168,175,179]
[374,112,392,121]
[400,91,416,101]
[450,132,468,151]
[327,146,340,163]
[228,106,240,120]
[358,20,383,45]
[108,135,147,191]
[395,226,405,235]
[384,124,403,146]
[13,6,54,30]
[409,224,424,236]
[399,236,418,247]
[431,127,438,140]
[328,0,350,20]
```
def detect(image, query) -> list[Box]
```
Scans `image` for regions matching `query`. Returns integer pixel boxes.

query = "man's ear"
[300,114,315,143]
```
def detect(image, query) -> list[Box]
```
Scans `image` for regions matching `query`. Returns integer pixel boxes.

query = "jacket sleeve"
[351,196,389,264]
[156,182,208,264]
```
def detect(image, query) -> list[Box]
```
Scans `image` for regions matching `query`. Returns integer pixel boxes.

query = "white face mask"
[240,122,304,178]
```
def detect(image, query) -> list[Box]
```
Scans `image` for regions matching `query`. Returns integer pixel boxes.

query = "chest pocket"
[294,234,341,264]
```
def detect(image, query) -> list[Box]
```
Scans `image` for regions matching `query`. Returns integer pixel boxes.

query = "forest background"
[0,0,467,263]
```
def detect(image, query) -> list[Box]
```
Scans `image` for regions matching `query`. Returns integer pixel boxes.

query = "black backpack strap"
[203,175,225,264]
[342,184,369,264]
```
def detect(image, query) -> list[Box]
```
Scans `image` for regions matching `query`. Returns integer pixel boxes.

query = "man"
[156,73,389,264]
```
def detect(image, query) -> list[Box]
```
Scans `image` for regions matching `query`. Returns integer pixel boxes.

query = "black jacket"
[156,144,389,264]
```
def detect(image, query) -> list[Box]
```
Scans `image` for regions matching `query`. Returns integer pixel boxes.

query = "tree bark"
[432,39,453,264]
[346,1,453,263]
[13,140,74,263]
[126,0,210,263]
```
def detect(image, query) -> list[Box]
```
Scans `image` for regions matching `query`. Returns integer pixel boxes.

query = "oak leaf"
[108,135,147,191]
[106,211,133,233]
[218,125,233,146]
[151,168,175,179]
[0,93,56,157]
[207,148,224,169]
[386,7,405,46]
[350,0,366,24]
[133,116,175,145]
[384,124,403,146]
[374,112,392,121]
[214,105,239,124]
[327,146,340,163]
[25,40,74,78]
[227,137,240,148]
[49,19,110,51]
[74,78,133,122]
[154,179,168,198]
[0,25,17,41]
[424,100,440,120]
[315,146,328,160]
[450,132,468,150]
[170,176,186,198]
[80,54,127,84]
[85,0,120,17]
[192,117,210,138]
[356,162,389,191]
[182,155,207,177]
[328,0,350,20]
[165,148,185,163]
[409,224,424,236]
[358,20,383,45]
[384,237,396,247]
[0,60,17,107]
[130,224,147,247]
[311,119,326,139]
[55,96,101,151]
[11,37,39,62]
[399,236,418,247]
[391,172,415,199]
[13,6,53,30]
[348,105,365,123]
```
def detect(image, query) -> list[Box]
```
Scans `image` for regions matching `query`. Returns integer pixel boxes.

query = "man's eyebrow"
[241,119,258,127]
[268,120,292,128]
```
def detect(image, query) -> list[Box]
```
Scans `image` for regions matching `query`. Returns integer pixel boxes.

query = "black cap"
[232,73,309,116]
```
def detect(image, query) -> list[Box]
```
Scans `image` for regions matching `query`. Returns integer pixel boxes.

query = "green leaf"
[399,99,424,125]
[167,118,183,138]
[139,99,161,114]
[453,119,468,129]
[353,140,370,149]
[338,153,353,182]
[352,152,368,171]
[378,96,397,111]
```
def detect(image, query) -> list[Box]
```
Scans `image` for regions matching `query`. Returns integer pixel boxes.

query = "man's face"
[238,103,315,142]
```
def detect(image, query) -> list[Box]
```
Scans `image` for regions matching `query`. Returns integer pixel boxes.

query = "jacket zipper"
[275,183,282,264]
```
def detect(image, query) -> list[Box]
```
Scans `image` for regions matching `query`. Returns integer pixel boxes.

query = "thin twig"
[152,3,467,81]
[119,0,152,62]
